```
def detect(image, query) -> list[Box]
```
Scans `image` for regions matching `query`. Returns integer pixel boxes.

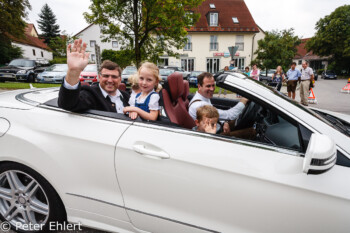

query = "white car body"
[0,72,350,233]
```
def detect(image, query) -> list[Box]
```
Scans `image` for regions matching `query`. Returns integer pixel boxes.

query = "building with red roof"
[293,38,329,71]
[74,0,265,72]
[10,23,53,62]
[161,0,265,72]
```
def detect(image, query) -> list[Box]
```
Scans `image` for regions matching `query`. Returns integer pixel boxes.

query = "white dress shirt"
[63,80,125,113]
[189,92,245,120]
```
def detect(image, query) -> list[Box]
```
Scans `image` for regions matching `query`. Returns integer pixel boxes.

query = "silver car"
[121,66,137,84]
[36,64,68,84]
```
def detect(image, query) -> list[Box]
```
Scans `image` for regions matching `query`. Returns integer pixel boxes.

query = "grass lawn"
[0,82,61,90]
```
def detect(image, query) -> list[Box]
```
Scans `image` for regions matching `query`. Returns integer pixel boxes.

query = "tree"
[101,49,134,69]
[252,29,301,73]
[37,3,60,44]
[48,32,77,58]
[84,0,204,68]
[306,5,350,73]
[0,0,31,64]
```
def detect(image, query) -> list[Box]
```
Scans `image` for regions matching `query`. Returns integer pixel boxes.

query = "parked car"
[36,64,68,83]
[0,59,48,83]
[259,69,276,84]
[161,66,190,79]
[188,71,205,86]
[159,68,175,84]
[321,70,337,79]
[0,72,350,233]
[121,66,137,84]
[79,64,98,84]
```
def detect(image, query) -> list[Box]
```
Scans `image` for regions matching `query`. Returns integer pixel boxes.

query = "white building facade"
[74,24,121,62]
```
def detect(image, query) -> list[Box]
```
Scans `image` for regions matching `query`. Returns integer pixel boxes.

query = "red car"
[80,64,98,84]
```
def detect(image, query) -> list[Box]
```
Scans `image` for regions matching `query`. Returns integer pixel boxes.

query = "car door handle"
[132,144,170,159]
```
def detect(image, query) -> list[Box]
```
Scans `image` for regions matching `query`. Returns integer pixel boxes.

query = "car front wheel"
[0,162,66,232]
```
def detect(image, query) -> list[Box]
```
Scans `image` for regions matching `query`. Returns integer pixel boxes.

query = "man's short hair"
[99,60,122,76]
[196,105,219,122]
[291,62,297,66]
[197,72,213,86]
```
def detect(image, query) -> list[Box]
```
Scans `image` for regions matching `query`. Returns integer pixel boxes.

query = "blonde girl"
[123,62,161,121]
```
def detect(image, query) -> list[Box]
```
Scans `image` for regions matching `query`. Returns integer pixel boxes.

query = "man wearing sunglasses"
[58,39,129,113]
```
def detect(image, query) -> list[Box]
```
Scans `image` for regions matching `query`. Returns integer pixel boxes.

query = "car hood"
[0,88,59,110]
[41,71,66,76]
[80,72,97,76]
[0,66,33,71]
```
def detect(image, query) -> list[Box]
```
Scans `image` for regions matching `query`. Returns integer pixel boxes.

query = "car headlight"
[16,70,26,74]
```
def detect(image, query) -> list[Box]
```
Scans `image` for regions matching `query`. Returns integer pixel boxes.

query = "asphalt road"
[279,78,350,115]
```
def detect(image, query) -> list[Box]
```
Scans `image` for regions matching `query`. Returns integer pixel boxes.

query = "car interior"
[44,72,310,153]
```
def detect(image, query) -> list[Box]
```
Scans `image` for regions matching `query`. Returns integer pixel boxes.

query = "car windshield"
[190,71,203,76]
[83,65,97,72]
[159,69,174,75]
[122,68,137,75]
[326,71,335,75]
[219,75,349,137]
[45,64,68,72]
[9,59,35,67]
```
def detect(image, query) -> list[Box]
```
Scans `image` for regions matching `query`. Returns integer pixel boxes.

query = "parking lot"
[280,78,350,115]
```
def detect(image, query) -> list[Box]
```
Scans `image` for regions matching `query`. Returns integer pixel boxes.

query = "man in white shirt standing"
[189,72,248,121]
[299,61,314,106]
[58,39,129,112]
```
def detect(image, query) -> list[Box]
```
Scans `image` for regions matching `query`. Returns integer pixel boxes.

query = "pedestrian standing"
[250,64,260,81]
[271,66,285,91]
[299,61,314,106]
[244,66,250,76]
[286,62,301,100]
[218,66,229,97]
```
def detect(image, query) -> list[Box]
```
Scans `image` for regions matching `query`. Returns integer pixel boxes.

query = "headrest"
[182,80,189,101]
[167,72,184,101]
[118,83,126,91]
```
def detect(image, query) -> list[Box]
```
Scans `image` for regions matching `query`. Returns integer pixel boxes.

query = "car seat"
[161,73,195,129]
[182,80,190,110]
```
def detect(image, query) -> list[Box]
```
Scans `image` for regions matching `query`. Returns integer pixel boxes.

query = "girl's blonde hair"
[138,62,162,90]
[128,73,139,90]
[276,66,283,74]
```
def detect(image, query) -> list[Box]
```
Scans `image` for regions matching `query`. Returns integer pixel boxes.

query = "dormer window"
[209,12,218,26]
[232,17,239,23]
[209,3,215,9]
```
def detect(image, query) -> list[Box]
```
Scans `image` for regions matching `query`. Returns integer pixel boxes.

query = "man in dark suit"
[58,39,129,113]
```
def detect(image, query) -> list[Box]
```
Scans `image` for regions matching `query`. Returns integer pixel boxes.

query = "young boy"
[194,105,220,134]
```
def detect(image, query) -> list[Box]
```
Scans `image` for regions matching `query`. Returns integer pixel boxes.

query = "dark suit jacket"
[58,83,130,112]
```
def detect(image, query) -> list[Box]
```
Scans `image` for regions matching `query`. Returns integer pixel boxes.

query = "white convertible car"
[0,72,349,233]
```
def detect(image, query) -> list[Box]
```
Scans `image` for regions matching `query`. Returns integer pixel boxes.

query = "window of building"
[32,49,36,56]
[181,58,195,72]
[209,13,218,26]
[90,40,96,47]
[158,58,169,67]
[112,41,118,48]
[184,35,192,51]
[210,35,218,51]
[298,60,302,65]
[41,51,44,57]
[233,57,245,70]
[207,58,220,73]
[235,35,244,51]
[91,54,95,61]
[232,17,239,23]
[209,3,215,9]
[185,11,194,26]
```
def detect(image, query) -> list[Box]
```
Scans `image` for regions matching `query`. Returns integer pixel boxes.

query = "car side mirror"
[303,133,336,175]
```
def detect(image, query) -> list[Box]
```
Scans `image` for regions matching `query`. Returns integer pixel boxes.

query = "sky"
[27,0,349,38]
